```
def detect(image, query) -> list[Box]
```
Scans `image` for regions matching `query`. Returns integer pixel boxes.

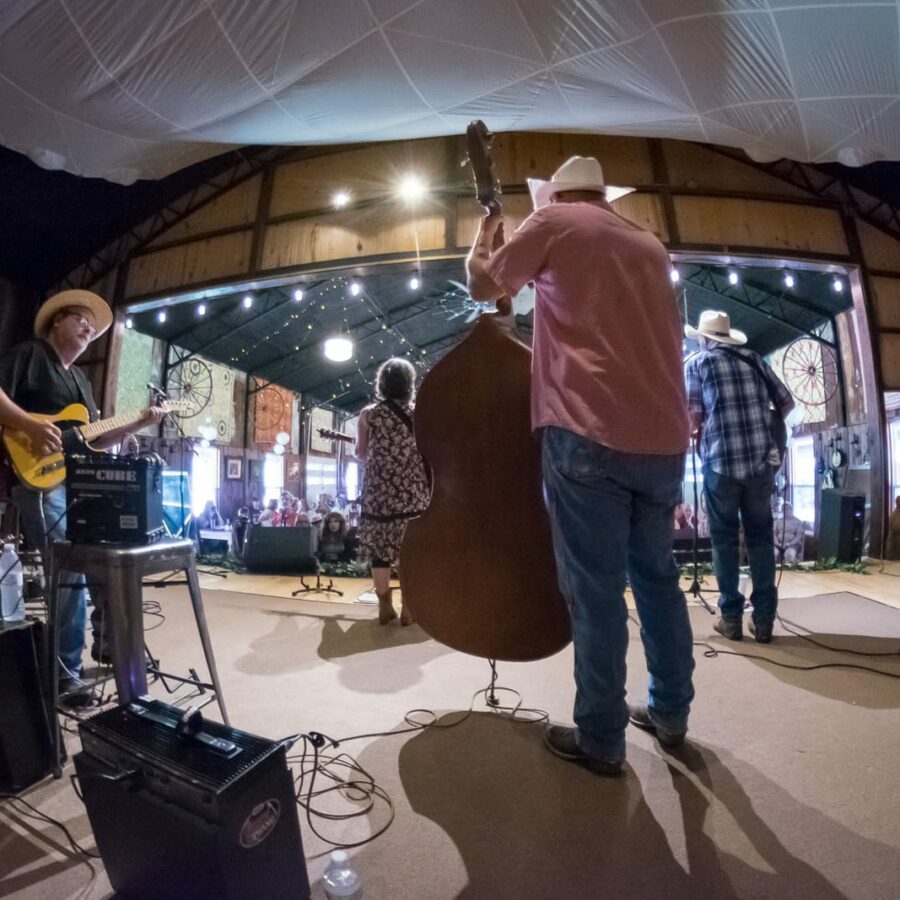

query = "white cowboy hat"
[34,289,113,340]
[527,156,634,210]
[684,309,747,346]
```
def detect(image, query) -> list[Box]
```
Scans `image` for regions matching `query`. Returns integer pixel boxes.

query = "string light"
[728,270,739,285]
[783,272,794,288]
[157,310,167,324]
[409,275,420,290]
[833,278,843,293]
[349,282,361,297]
[243,294,254,309]
[197,303,206,316]
[670,268,680,283]
[294,289,304,301]
[125,317,133,329]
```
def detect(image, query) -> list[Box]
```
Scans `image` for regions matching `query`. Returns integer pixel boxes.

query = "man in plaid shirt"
[685,310,794,643]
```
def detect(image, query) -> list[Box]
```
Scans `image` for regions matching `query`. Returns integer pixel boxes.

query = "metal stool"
[48,538,229,768]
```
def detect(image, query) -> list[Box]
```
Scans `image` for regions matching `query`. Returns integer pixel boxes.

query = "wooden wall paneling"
[674,196,849,255]
[490,133,654,189]
[261,207,446,270]
[269,138,449,219]
[454,190,667,248]
[145,175,262,248]
[879,333,900,389]
[858,220,900,274]
[126,231,253,297]
[662,142,813,199]
[455,194,533,248]
[869,275,900,329]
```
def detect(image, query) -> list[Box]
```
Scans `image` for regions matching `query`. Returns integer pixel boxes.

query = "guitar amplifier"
[65,455,165,544]
[74,698,310,900]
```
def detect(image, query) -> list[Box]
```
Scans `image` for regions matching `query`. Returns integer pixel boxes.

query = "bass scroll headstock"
[465,120,502,217]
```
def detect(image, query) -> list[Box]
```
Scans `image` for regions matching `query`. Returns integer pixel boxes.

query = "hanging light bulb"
[197,303,206,316]
[332,190,350,209]
[349,282,361,297]
[324,336,354,362]
[157,310,167,324]
[783,272,795,288]
[670,268,680,283]
[125,317,134,329]
[728,270,739,285]
[200,438,210,449]
[833,278,843,293]
[293,289,304,301]
[273,443,285,456]
[275,431,290,446]
[409,274,420,290]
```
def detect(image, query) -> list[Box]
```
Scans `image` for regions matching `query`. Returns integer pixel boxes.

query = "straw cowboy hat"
[527,156,634,210]
[684,309,747,346]
[34,289,113,340]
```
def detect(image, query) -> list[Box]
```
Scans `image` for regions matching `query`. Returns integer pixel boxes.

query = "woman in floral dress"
[356,358,430,624]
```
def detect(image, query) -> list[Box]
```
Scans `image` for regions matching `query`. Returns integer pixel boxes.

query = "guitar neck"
[78,411,146,443]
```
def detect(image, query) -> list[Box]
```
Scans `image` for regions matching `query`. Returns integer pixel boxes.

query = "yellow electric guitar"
[2,400,187,491]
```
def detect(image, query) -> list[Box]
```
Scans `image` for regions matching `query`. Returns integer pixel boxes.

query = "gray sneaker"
[628,704,686,749]
[543,725,624,777]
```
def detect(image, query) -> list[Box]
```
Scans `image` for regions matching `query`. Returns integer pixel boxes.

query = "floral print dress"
[357,400,431,565]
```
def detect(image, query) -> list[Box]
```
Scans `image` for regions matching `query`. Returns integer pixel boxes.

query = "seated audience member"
[673,504,695,538]
[258,498,279,526]
[774,502,805,562]
[318,511,351,563]
[295,512,311,526]
[198,500,224,530]
[274,492,298,527]
[334,491,350,513]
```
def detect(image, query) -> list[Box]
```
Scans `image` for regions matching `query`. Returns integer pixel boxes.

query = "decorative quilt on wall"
[165,350,237,443]
[253,381,295,446]
[114,328,163,421]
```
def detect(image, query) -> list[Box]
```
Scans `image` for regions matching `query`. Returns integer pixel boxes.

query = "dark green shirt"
[0,339,99,420]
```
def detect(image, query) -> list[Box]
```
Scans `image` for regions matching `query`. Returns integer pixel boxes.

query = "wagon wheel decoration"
[167,358,213,418]
[781,337,838,407]
[255,385,287,432]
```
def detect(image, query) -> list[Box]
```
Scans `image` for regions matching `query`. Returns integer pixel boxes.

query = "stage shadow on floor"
[366,712,897,899]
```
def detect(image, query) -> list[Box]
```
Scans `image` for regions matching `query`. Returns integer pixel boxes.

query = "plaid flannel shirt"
[685,346,792,480]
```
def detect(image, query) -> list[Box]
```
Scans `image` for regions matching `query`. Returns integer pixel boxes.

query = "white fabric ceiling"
[2,0,899,184]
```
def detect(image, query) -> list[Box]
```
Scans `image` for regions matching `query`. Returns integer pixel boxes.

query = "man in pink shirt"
[467,156,695,775]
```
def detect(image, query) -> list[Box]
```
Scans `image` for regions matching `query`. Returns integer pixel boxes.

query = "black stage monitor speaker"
[74,698,310,900]
[243,525,318,574]
[0,620,55,792]
[819,489,865,563]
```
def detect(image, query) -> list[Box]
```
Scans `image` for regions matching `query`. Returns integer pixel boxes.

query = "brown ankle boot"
[400,599,415,627]
[377,589,397,625]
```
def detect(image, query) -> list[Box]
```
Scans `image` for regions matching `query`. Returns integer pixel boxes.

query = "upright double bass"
[400,122,570,662]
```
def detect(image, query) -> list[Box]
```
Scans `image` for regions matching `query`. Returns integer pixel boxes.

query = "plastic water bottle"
[0,544,25,622]
[322,850,362,899]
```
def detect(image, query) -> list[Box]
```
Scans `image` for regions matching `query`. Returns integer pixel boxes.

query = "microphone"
[147,382,168,400]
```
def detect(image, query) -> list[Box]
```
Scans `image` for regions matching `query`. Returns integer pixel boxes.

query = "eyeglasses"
[63,310,97,337]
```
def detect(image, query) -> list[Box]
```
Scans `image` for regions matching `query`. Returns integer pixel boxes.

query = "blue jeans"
[14,485,95,677]
[703,466,778,624]
[542,427,695,764]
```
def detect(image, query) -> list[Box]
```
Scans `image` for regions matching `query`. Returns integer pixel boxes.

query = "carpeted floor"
[1,588,899,899]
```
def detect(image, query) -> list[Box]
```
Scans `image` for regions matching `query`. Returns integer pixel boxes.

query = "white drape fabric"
[1,1,897,183]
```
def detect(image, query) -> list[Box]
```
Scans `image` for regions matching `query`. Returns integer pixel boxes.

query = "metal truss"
[708,146,900,240]
[54,146,290,292]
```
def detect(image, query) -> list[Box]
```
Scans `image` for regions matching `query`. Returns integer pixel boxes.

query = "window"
[263,453,284,504]
[890,419,900,503]
[344,461,359,502]
[190,444,220,515]
[307,457,337,503]
[790,435,816,525]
